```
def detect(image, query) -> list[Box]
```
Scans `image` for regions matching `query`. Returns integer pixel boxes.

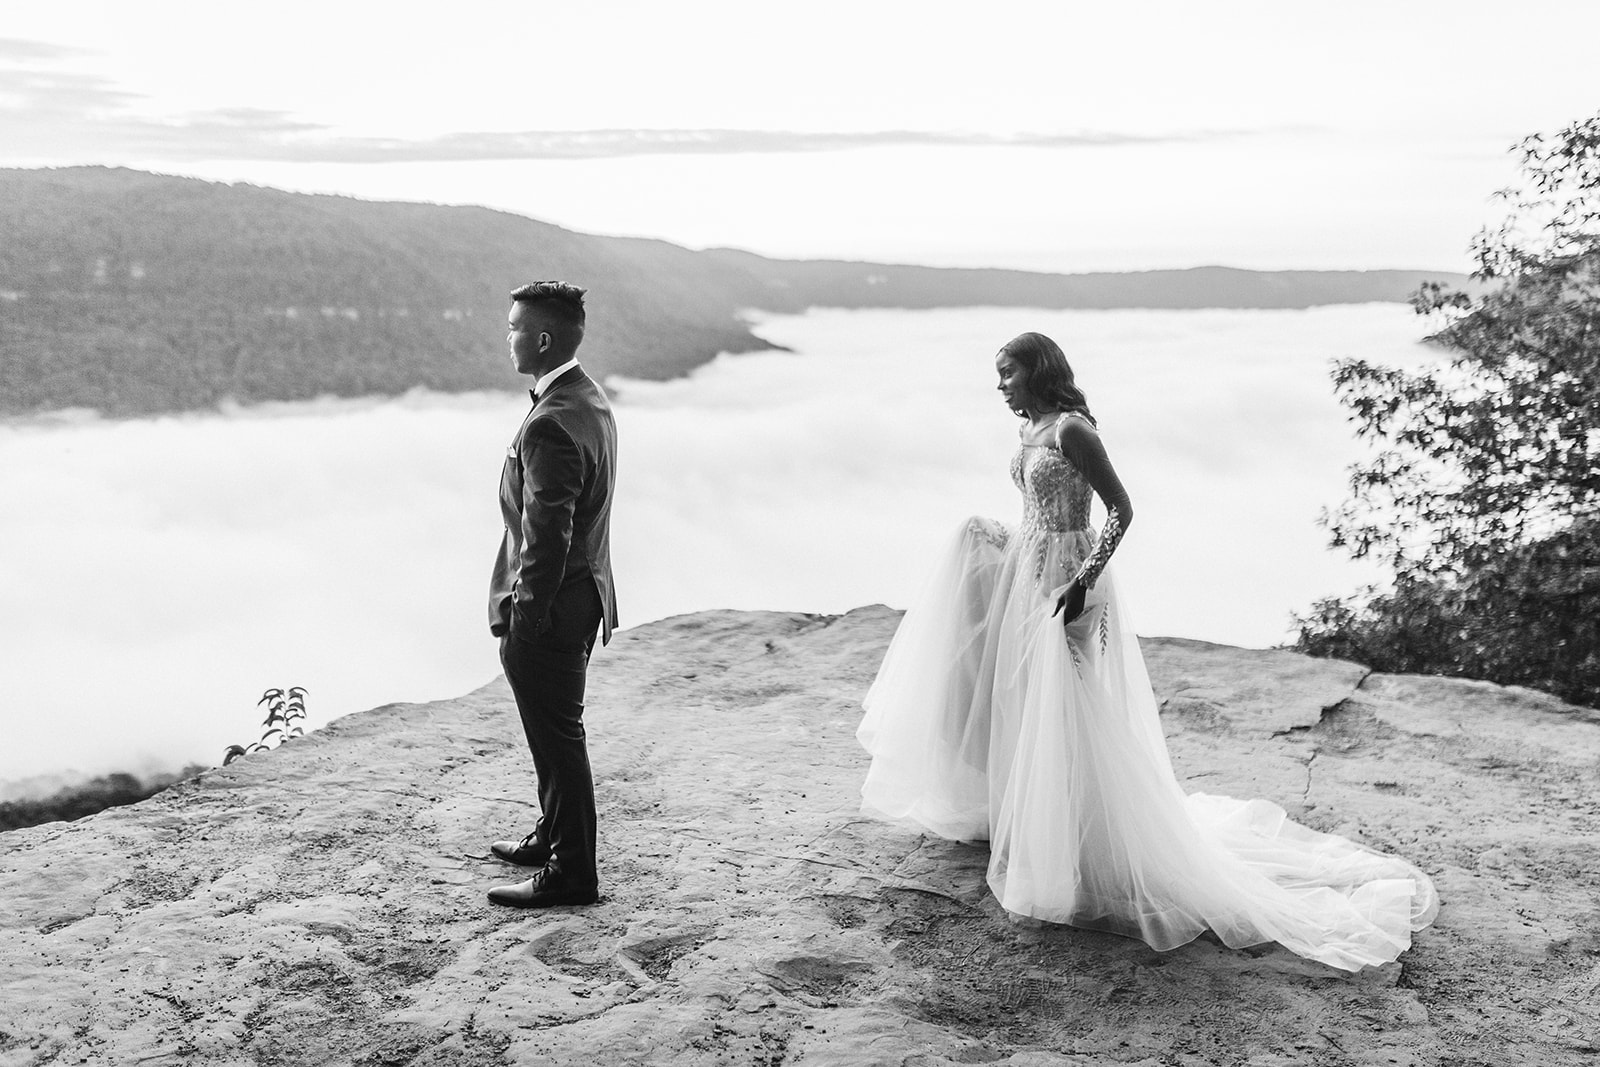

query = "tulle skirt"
[858,517,1438,971]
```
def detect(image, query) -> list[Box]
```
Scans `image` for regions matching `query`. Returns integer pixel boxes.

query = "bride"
[857,332,1437,972]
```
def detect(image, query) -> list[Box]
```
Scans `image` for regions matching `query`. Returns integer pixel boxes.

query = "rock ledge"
[3,607,1597,1065]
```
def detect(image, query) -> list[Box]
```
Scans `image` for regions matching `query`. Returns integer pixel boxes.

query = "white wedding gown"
[857,423,1438,972]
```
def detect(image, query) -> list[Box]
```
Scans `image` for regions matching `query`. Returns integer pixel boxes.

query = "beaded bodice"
[1003,412,1128,593]
[1010,444,1094,533]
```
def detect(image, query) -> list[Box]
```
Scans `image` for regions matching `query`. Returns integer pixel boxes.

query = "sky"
[3,0,1599,272]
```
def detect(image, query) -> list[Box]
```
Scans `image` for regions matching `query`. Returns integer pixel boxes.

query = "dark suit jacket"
[489,365,619,644]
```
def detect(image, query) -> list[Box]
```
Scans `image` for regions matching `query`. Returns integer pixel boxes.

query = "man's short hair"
[511,281,587,356]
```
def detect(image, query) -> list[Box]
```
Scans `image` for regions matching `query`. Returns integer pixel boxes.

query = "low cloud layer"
[0,305,1435,795]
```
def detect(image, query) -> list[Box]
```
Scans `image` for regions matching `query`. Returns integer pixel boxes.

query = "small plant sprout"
[222,686,308,765]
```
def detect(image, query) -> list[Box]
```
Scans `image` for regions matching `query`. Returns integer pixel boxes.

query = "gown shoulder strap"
[1051,410,1098,449]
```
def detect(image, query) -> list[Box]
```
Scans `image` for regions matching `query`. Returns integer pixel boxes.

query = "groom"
[487,280,618,908]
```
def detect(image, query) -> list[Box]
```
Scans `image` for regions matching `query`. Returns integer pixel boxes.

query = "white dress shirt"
[534,357,580,397]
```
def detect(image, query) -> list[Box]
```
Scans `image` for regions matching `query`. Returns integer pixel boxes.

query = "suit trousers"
[499,576,604,887]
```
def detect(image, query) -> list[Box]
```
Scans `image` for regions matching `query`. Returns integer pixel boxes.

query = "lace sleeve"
[1056,414,1134,589]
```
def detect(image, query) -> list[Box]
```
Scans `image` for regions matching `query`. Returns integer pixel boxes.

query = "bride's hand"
[1052,581,1088,627]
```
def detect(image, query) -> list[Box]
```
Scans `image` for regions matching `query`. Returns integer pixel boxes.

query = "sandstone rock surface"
[3,607,1598,1066]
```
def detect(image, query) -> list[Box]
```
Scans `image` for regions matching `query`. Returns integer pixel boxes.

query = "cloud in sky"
[0,65,137,116]
[0,36,83,62]
[0,37,1246,164]
[212,127,1242,164]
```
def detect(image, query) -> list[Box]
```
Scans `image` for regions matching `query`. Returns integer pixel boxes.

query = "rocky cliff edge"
[2,606,1598,1066]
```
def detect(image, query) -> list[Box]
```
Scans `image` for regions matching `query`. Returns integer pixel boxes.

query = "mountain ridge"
[0,166,1470,416]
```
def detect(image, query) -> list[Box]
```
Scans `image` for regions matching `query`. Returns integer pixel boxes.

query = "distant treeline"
[0,765,205,832]
[0,166,1471,417]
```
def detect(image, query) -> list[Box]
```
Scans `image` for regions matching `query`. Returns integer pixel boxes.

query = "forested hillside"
[0,167,1468,416]
[0,168,773,415]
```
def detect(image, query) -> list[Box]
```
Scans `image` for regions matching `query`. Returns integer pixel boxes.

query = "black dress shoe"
[490,832,551,867]
[487,867,599,909]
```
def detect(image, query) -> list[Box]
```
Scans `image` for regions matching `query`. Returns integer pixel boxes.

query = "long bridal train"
[858,510,1438,974]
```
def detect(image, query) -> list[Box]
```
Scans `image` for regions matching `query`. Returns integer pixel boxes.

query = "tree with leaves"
[1296,114,1600,706]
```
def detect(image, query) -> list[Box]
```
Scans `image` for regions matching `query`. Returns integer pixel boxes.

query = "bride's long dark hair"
[1001,332,1095,425]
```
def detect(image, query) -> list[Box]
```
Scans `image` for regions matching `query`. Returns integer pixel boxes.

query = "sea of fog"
[0,304,1437,798]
